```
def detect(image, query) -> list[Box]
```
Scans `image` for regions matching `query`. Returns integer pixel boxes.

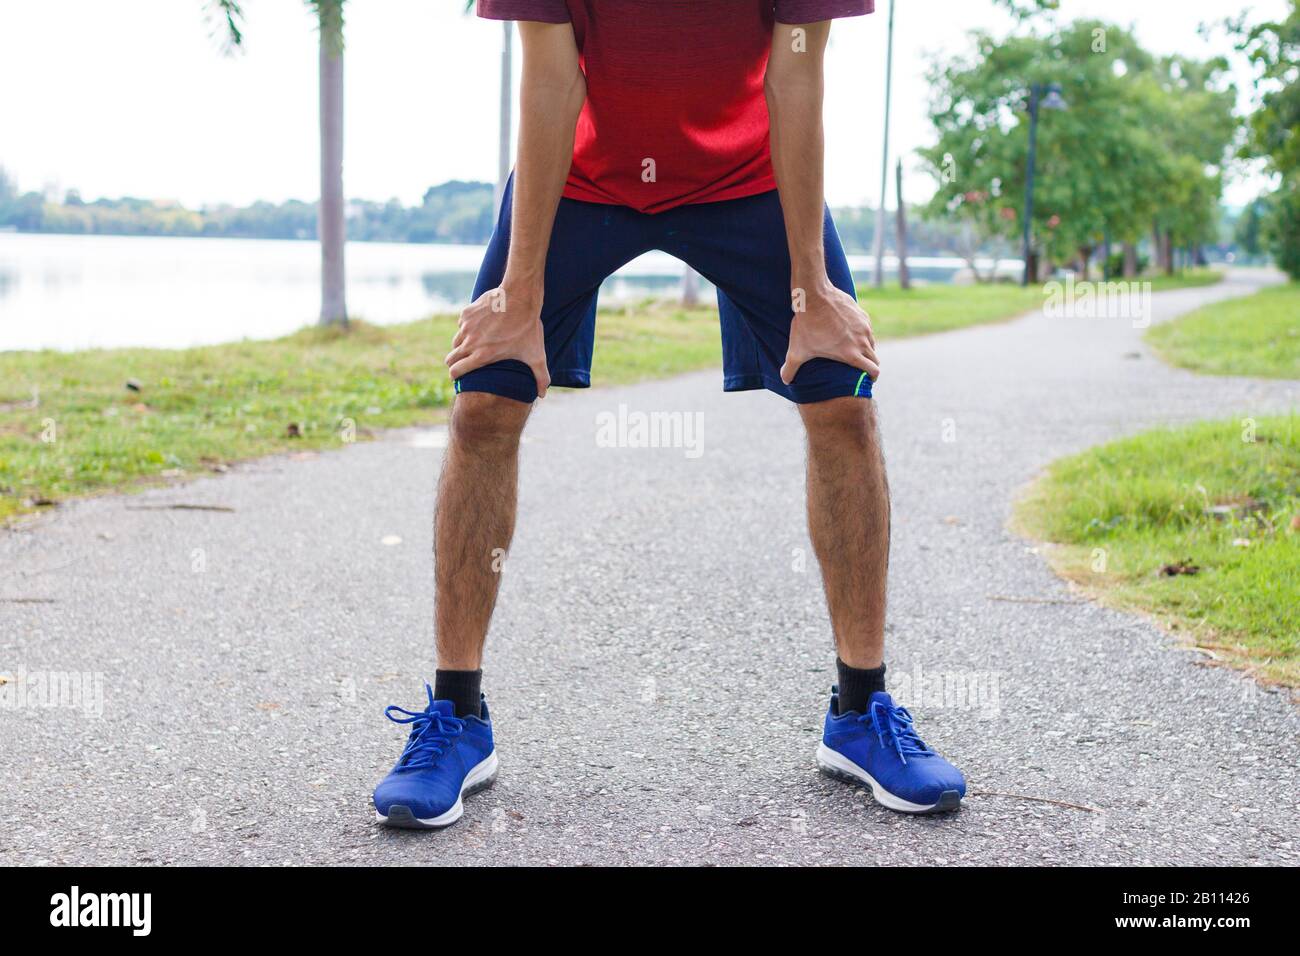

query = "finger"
[858,354,881,381]
[448,353,482,380]
[862,316,876,350]
[530,361,551,400]
[780,352,803,385]
[445,343,473,368]
[452,324,469,348]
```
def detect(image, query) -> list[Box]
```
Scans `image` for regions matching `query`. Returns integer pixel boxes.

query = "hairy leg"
[434,392,532,670]
[798,396,890,668]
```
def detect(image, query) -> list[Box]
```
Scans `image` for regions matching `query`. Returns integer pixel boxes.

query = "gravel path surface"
[2,269,1296,866]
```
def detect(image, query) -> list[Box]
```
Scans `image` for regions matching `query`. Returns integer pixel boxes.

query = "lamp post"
[1021,81,1067,287]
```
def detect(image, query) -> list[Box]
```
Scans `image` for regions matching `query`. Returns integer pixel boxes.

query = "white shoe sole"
[816,742,962,815]
[375,749,499,830]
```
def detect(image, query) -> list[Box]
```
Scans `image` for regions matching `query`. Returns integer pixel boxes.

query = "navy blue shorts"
[456,176,873,405]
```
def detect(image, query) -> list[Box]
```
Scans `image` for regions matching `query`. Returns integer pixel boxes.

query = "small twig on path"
[0,597,57,604]
[125,504,235,513]
[986,595,1087,606]
[968,789,1101,813]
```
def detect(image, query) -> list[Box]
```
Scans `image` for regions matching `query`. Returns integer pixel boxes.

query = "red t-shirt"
[477,1,873,213]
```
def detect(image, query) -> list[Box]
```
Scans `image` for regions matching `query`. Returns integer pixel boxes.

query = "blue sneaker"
[372,685,498,829]
[817,689,965,814]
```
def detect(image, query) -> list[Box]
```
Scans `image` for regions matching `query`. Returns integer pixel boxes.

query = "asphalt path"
[2,269,1296,865]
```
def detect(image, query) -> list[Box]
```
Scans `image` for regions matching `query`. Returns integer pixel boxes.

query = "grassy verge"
[1015,415,1300,686]
[0,302,721,523]
[856,269,1223,338]
[858,282,1042,337]
[0,275,1228,523]
[1147,282,1300,379]
[1142,267,1225,293]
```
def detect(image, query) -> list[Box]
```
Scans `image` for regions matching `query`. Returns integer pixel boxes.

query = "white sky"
[0,0,1284,210]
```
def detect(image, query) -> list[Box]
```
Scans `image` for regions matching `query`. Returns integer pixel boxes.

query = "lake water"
[0,232,1009,351]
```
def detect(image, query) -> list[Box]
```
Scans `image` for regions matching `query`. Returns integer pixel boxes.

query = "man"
[372,0,965,829]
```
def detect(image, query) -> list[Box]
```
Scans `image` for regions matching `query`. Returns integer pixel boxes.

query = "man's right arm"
[446,20,586,398]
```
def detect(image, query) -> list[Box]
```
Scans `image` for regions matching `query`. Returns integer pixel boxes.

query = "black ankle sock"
[836,658,886,715]
[433,669,482,719]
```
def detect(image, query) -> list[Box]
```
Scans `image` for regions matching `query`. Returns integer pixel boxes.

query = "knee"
[800,396,877,449]
[449,392,530,449]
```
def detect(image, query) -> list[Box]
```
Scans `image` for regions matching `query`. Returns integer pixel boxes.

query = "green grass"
[1142,267,1225,293]
[1015,415,1300,685]
[857,269,1223,338]
[0,303,723,523]
[0,276,1225,524]
[857,282,1043,337]
[1147,282,1300,379]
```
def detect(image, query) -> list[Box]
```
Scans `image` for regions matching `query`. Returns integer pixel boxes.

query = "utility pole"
[495,20,514,212]
[871,0,896,289]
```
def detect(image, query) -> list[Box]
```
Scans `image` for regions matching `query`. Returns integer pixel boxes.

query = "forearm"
[766,21,877,386]
[503,23,586,299]
[765,21,832,295]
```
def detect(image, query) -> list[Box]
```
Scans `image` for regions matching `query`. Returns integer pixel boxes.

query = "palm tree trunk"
[318,26,347,327]
[680,265,700,307]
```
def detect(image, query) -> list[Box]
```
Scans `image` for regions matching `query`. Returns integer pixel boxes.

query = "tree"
[1263,181,1300,278]
[919,17,1233,280]
[1231,0,1300,278]
[206,1,348,327]
[1235,196,1267,261]
[1138,55,1237,273]
[1234,0,1300,180]
[680,265,701,307]
[314,1,347,327]
[894,159,911,290]
[921,22,1149,275]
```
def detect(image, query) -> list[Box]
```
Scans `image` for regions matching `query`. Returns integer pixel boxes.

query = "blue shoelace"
[864,699,933,765]
[385,685,466,770]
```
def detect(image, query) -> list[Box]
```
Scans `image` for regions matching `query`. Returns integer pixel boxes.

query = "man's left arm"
[765,19,879,385]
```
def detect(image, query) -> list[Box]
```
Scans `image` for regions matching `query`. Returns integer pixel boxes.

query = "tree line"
[1232,1,1300,278]
[0,164,1025,258]
[0,173,495,245]
[919,2,1300,281]
[4,2,1293,290]
[0,167,1258,270]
